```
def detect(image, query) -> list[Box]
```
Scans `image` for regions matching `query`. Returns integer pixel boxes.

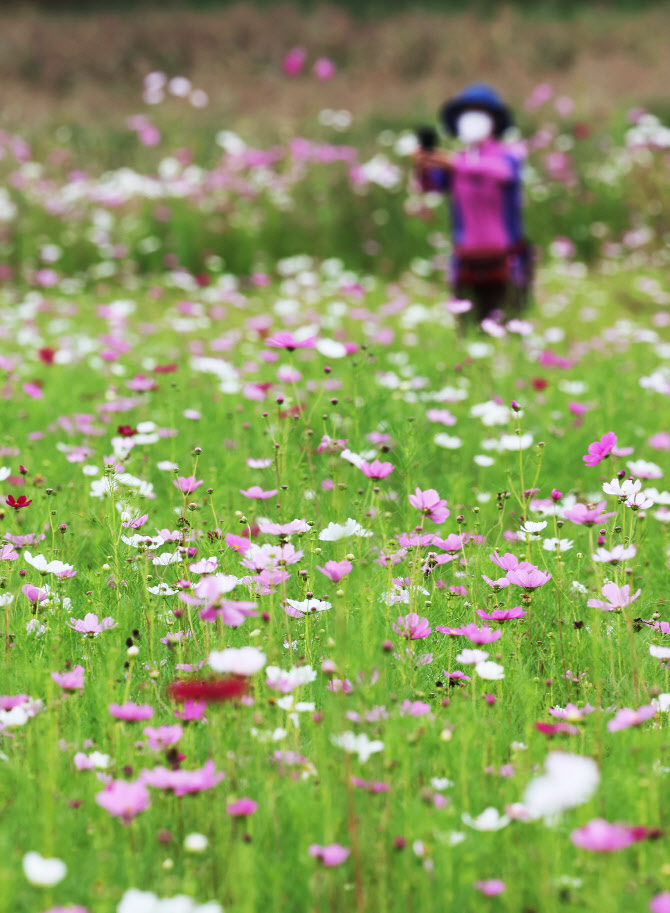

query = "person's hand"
[411,149,452,170]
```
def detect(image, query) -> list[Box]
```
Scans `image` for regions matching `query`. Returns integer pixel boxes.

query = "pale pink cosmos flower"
[582,432,617,466]
[143,725,183,749]
[0,543,18,560]
[426,409,457,426]
[109,702,155,722]
[265,331,316,350]
[51,665,85,691]
[226,797,258,817]
[456,649,489,665]
[549,703,595,721]
[592,544,637,563]
[392,613,432,639]
[95,779,150,824]
[22,584,49,604]
[474,880,506,896]
[489,552,522,572]
[173,476,203,495]
[309,844,350,866]
[316,560,353,582]
[607,704,656,732]
[563,501,615,526]
[68,613,117,635]
[240,486,278,500]
[409,488,449,524]
[258,519,309,535]
[434,533,464,553]
[587,582,641,612]
[481,575,510,590]
[571,818,644,852]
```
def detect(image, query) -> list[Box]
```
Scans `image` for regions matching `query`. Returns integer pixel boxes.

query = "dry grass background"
[1,3,669,143]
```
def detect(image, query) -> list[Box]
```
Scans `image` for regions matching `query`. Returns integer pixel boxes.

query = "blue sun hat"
[440,83,514,138]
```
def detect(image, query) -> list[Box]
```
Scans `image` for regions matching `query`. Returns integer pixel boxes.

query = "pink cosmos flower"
[564,501,616,526]
[409,488,449,524]
[650,893,670,913]
[443,671,471,682]
[436,623,502,645]
[481,575,510,590]
[174,700,207,721]
[51,665,85,691]
[265,331,316,351]
[399,700,432,717]
[506,567,552,590]
[22,584,49,604]
[477,607,527,622]
[434,533,464,553]
[140,759,224,796]
[258,519,309,535]
[173,476,203,495]
[607,704,656,732]
[489,552,522,572]
[549,703,595,721]
[582,432,617,466]
[240,486,278,500]
[587,583,641,612]
[309,844,350,866]
[122,514,148,529]
[67,614,117,635]
[316,560,353,582]
[474,880,506,897]
[226,797,258,817]
[225,533,252,553]
[313,57,336,81]
[95,779,150,824]
[109,702,155,722]
[392,613,432,639]
[0,543,18,560]
[143,725,183,749]
[359,459,394,479]
[535,721,580,736]
[571,818,644,852]
[649,432,670,452]
[426,408,457,426]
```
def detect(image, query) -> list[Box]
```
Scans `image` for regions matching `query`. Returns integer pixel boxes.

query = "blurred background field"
[1,1,669,280]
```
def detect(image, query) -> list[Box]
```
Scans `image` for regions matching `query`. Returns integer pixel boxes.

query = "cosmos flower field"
[2,63,670,913]
[1,250,670,913]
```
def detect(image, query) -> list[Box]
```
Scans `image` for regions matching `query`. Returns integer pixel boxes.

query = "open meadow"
[1,5,670,912]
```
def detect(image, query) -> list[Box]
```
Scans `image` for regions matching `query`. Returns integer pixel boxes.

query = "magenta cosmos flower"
[67,613,117,635]
[583,431,617,467]
[436,623,502,645]
[607,704,656,732]
[95,779,150,824]
[173,476,203,495]
[140,759,224,797]
[22,584,49,604]
[226,797,258,817]
[309,843,350,866]
[109,702,155,722]
[477,607,527,622]
[282,47,306,77]
[51,665,85,691]
[571,818,643,852]
[409,488,450,524]
[587,582,641,612]
[392,613,432,639]
[359,459,394,480]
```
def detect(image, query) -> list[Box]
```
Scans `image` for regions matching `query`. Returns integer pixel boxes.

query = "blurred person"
[413,83,533,323]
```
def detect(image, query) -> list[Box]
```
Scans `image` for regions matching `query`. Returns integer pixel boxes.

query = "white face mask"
[456,110,494,145]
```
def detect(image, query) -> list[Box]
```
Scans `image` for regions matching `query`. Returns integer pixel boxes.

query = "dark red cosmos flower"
[531,378,548,391]
[154,363,179,374]
[38,347,57,365]
[6,494,32,510]
[117,425,138,438]
[195,273,211,287]
[168,677,249,703]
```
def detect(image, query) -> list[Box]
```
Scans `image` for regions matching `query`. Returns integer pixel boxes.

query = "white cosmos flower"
[0,467,10,481]
[474,661,505,680]
[649,645,670,661]
[652,694,670,712]
[521,521,547,534]
[319,519,372,541]
[22,852,67,887]
[151,551,182,566]
[23,551,76,575]
[542,538,574,552]
[499,433,534,451]
[461,807,509,831]
[434,434,463,449]
[522,751,599,821]
[208,646,266,676]
[117,889,223,913]
[474,454,495,467]
[331,732,384,763]
[456,649,489,665]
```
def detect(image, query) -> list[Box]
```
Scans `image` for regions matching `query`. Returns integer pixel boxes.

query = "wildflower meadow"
[2,8,670,913]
